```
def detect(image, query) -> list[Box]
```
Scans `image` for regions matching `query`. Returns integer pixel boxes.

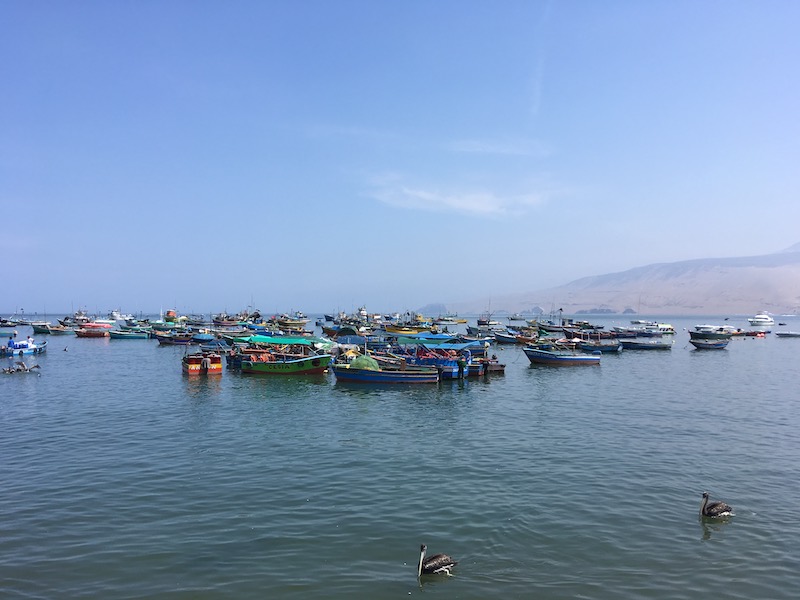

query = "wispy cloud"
[447,137,552,157]
[366,174,550,218]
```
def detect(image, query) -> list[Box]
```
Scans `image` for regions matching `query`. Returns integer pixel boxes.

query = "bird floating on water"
[417,544,458,577]
[700,492,733,518]
[3,362,41,375]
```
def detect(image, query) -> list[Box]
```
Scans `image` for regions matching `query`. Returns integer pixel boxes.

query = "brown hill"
[448,249,800,315]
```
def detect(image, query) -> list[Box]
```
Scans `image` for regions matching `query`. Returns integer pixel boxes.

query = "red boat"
[182,352,223,376]
[75,328,110,338]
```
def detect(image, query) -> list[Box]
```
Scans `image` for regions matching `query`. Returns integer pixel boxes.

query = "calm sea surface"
[2,315,799,599]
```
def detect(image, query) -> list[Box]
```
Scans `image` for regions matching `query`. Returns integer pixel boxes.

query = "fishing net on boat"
[350,355,380,370]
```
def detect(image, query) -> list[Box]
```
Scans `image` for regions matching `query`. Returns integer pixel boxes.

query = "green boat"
[109,329,150,339]
[240,353,332,375]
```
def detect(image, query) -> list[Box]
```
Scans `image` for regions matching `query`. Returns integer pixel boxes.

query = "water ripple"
[2,322,799,598]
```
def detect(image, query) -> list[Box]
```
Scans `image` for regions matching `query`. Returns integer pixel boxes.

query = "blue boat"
[620,338,673,350]
[578,339,622,353]
[523,345,600,366]
[191,332,216,343]
[1,338,47,357]
[331,362,439,384]
[109,330,150,339]
[689,338,730,350]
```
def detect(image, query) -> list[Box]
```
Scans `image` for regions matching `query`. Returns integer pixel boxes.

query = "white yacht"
[747,312,775,327]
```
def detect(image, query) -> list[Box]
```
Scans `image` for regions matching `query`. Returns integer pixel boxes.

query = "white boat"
[642,323,676,335]
[747,312,775,327]
[695,324,739,334]
[108,309,134,322]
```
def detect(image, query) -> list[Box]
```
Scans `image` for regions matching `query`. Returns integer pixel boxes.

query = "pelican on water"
[417,544,458,577]
[700,492,733,517]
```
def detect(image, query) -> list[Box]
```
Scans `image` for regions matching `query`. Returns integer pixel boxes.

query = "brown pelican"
[417,544,458,577]
[700,492,733,517]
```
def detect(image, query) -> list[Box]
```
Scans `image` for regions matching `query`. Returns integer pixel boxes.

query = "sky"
[3,0,800,316]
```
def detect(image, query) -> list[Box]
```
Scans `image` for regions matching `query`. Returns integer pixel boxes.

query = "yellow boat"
[384,324,431,334]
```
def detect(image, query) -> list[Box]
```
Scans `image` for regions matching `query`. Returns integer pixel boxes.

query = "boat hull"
[74,329,110,338]
[109,330,150,339]
[619,339,673,350]
[332,364,439,383]
[240,354,332,375]
[182,352,223,376]
[523,346,600,366]
[578,341,622,353]
[1,340,47,356]
[689,339,730,349]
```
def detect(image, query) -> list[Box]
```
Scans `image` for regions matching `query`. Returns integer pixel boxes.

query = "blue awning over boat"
[395,332,456,340]
[422,341,488,351]
[236,334,334,348]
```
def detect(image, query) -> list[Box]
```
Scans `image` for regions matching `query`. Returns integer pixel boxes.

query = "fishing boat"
[109,329,150,339]
[689,325,744,340]
[240,353,332,375]
[578,339,623,353]
[45,324,75,335]
[689,327,735,340]
[689,338,730,350]
[619,338,673,350]
[775,331,800,338]
[58,309,91,328]
[477,312,502,327]
[81,321,113,330]
[523,345,600,366]
[74,328,110,338]
[384,324,431,334]
[332,363,440,383]
[433,313,467,324]
[566,330,622,353]
[181,351,223,376]
[331,354,439,383]
[272,312,310,330]
[1,338,47,356]
[154,331,195,345]
[30,322,53,334]
[494,330,522,344]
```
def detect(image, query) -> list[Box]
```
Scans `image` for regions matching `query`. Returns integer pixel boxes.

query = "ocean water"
[1,316,799,599]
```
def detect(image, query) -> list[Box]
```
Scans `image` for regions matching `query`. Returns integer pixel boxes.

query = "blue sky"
[3,0,800,316]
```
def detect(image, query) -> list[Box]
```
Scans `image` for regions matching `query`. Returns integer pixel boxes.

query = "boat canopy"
[392,331,455,340]
[236,334,334,348]
[422,341,487,351]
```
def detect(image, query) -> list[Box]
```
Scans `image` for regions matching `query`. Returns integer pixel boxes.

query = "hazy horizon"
[4,2,800,315]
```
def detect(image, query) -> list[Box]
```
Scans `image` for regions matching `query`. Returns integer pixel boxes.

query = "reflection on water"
[184,375,223,398]
[700,516,734,541]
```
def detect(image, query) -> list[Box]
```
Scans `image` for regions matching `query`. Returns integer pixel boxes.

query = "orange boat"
[182,351,223,376]
[82,322,113,329]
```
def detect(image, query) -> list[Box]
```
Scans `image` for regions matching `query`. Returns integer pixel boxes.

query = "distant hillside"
[445,248,800,315]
